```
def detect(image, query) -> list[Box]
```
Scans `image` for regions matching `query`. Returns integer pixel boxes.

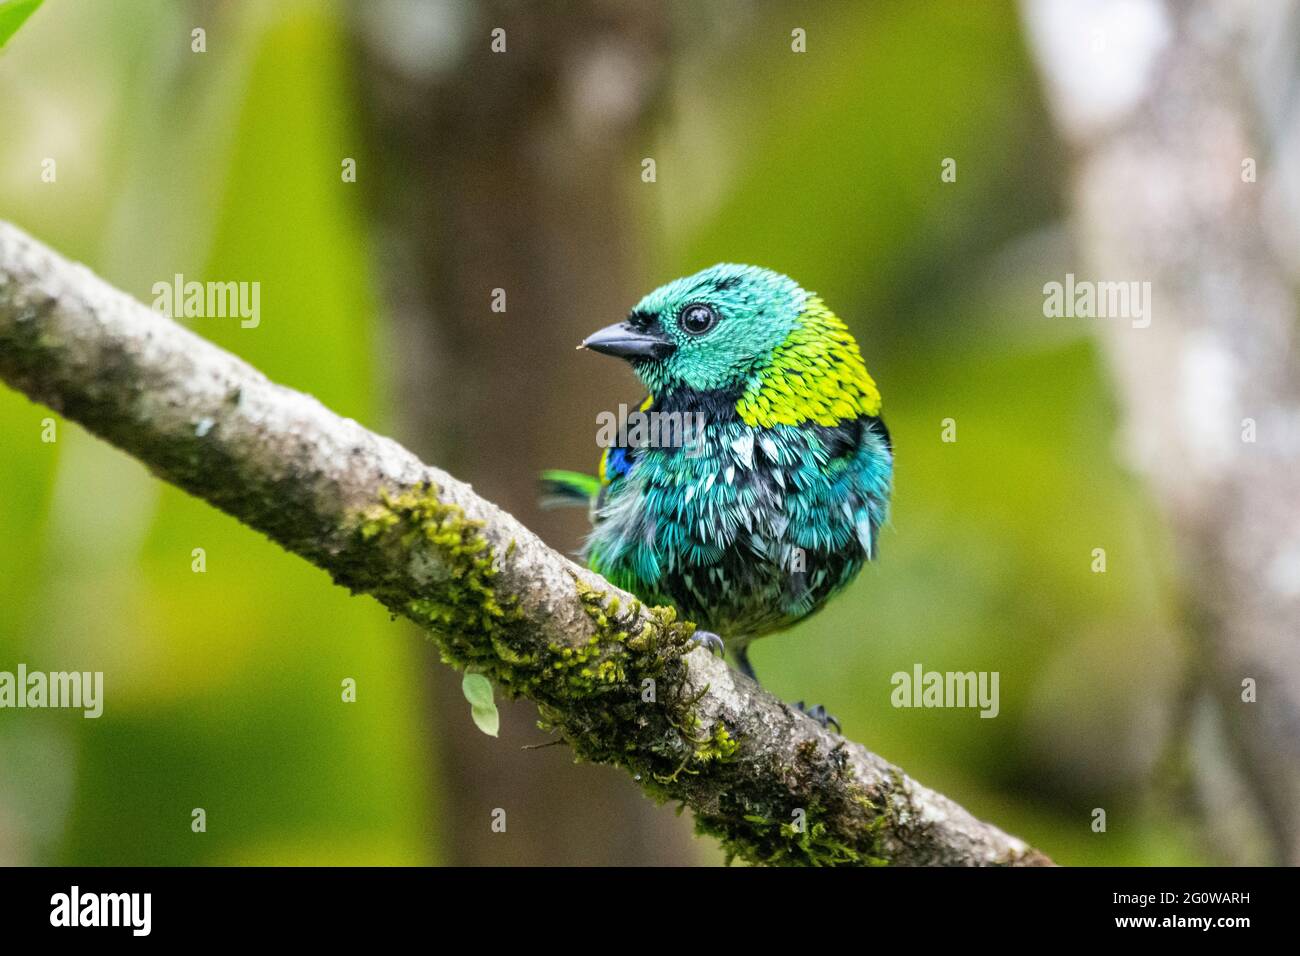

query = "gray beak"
[579,321,676,360]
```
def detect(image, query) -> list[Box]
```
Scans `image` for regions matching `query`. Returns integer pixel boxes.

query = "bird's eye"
[678,303,719,336]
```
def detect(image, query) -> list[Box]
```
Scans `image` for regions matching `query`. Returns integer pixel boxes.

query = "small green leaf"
[461,672,499,737]
[0,0,43,50]
[462,671,494,709]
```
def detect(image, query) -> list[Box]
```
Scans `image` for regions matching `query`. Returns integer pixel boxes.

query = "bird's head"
[580,263,880,426]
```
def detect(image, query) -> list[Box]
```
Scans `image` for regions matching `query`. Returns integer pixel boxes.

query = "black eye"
[678,303,719,336]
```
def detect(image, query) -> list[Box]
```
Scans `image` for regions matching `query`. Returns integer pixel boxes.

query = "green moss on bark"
[357,484,524,674]
[350,483,738,781]
[693,739,895,866]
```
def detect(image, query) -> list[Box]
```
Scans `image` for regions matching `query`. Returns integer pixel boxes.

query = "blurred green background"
[0,0,1202,865]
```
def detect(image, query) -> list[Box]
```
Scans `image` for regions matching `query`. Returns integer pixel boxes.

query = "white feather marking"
[856,517,873,555]
[731,433,755,469]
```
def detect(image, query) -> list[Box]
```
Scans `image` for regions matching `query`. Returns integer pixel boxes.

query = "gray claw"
[792,700,841,734]
[691,629,725,658]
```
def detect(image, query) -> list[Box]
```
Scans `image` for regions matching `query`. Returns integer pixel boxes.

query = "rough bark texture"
[1023,0,1300,863]
[0,220,1050,866]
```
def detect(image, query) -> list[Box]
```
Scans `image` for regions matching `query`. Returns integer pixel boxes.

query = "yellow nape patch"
[735,297,881,428]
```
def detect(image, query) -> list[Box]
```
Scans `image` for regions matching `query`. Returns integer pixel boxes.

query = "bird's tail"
[539,469,600,509]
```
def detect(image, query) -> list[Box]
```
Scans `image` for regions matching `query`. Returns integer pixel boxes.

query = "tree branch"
[0,220,1050,866]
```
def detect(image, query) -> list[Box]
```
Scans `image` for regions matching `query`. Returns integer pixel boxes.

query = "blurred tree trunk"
[351,1,698,864]
[1023,0,1300,863]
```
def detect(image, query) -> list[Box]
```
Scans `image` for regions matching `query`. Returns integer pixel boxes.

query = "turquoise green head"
[581,264,881,427]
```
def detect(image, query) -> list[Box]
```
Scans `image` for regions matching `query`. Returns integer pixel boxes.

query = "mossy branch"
[0,220,1051,866]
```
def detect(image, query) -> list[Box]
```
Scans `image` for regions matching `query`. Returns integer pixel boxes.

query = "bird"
[542,264,893,730]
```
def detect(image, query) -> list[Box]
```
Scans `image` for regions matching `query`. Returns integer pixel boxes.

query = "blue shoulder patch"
[603,445,635,483]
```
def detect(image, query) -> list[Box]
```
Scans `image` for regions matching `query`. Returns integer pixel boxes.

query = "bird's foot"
[791,700,841,734]
[690,629,725,658]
